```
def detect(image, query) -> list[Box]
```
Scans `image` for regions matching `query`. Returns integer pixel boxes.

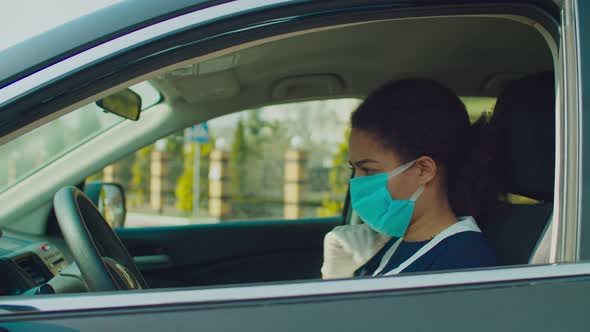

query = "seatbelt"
[373,216,481,276]
[372,237,403,276]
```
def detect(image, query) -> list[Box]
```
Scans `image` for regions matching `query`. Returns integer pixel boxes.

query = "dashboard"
[0,230,69,296]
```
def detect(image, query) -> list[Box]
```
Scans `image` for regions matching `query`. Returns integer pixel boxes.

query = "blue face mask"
[349,160,424,237]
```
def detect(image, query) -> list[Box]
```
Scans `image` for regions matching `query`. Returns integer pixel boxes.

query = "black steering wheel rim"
[54,186,148,291]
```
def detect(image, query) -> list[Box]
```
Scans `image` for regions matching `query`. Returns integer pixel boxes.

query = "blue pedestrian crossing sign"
[187,123,210,143]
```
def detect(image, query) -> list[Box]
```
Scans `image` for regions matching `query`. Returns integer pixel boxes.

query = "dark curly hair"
[350,78,500,218]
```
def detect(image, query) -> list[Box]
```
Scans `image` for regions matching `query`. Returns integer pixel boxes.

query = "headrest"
[493,72,555,201]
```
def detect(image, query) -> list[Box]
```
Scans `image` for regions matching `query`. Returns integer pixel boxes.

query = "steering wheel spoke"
[102,257,143,290]
[54,186,148,292]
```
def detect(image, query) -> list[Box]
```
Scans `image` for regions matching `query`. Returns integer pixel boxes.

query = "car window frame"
[0,0,581,314]
[573,0,590,261]
[555,0,584,262]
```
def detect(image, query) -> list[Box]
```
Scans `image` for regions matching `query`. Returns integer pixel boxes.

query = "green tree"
[175,137,215,213]
[175,144,194,212]
[319,128,350,217]
[130,145,153,207]
[241,110,286,197]
[86,170,104,182]
[245,110,265,138]
[114,152,135,187]
[164,131,184,201]
[230,119,248,197]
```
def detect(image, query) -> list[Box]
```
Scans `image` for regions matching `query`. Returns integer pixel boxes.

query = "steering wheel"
[54,186,148,291]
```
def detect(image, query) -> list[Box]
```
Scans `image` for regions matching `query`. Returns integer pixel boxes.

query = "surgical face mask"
[349,160,424,237]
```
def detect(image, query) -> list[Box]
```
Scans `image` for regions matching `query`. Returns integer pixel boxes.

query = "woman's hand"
[321,224,390,279]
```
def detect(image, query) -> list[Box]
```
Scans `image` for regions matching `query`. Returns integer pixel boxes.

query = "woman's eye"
[361,168,376,175]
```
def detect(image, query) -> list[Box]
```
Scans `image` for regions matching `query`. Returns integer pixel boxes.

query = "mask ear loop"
[410,185,424,202]
[386,159,417,179]
[386,159,424,202]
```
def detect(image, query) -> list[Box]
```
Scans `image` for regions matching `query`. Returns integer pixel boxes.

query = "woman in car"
[322,78,499,279]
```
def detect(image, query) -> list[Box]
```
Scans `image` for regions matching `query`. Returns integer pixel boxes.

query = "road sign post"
[185,123,210,222]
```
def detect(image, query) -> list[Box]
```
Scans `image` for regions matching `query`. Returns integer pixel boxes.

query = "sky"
[0,0,122,52]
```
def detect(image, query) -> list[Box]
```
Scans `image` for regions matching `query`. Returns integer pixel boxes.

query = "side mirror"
[96,88,141,121]
[84,182,127,228]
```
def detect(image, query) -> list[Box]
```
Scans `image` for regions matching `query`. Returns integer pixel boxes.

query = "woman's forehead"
[349,128,399,163]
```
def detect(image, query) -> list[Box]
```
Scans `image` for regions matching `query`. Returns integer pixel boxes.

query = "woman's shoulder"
[437,230,492,250]
[428,230,498,270]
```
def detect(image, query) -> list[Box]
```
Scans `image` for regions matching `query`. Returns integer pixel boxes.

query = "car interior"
[0,14,557,296]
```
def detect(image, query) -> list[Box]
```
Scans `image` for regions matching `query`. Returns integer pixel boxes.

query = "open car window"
[89,96,495,229]
[88,99,360,228]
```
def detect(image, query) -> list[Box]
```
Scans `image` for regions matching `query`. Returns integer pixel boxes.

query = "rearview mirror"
[96,88,141,121]
[84,182,127,228]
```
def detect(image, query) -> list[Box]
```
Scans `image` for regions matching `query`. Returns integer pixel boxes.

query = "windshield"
[0,82,160,193]
[0,0,122,52]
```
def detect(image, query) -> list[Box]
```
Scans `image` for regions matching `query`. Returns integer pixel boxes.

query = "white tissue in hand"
[321,224,390,279]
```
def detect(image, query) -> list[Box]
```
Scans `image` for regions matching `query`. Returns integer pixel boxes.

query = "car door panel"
[3,274,589,331]
[115,218,340,287]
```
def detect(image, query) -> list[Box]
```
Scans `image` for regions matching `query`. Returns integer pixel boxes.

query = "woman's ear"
[415,156,437,184]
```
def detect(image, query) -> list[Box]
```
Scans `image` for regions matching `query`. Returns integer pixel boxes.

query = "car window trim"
[0,262,589,313]
[554,0,583,263]
[572,0,590,261]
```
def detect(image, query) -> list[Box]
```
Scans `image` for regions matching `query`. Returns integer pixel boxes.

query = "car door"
[1,0,589,330]
[1,265,590,330]
[115,218,340,288]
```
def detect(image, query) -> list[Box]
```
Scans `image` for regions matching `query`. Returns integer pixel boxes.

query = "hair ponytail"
[447,115,503,219]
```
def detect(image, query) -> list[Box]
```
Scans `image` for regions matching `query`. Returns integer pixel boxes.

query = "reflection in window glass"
[0,82,160,193]
[0,104,123,192]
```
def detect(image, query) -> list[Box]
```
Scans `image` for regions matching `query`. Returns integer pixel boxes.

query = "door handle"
[133,254,172,270]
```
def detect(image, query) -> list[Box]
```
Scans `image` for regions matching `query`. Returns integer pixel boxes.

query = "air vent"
[15,255,48,285]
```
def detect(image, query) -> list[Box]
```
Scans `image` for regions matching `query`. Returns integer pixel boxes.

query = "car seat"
[479,72,555,266]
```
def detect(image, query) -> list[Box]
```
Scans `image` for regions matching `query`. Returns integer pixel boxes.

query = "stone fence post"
[209,149,231,220]
[284,148,307,219]
[150,150,168,213]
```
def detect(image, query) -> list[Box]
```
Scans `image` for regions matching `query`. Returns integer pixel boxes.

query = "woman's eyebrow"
[350,159,379,167]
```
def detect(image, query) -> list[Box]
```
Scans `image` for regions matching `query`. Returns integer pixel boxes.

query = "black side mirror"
[84,182,127,228]
[96,88,141,121]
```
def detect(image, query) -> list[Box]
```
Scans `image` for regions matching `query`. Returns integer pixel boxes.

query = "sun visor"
[173,69,241,102]
[271,74,345,100]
